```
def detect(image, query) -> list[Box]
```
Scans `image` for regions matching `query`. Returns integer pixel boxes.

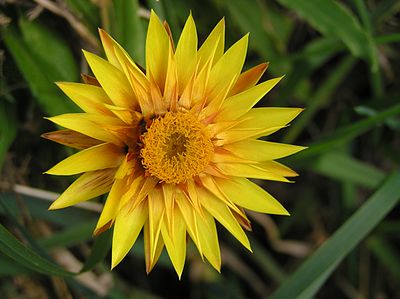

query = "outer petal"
[228,62,269,96]
[49,169,115,210]
[98,28,122,69]
[223,139,306,161]
[146,10,170,92]
[175,13,198,94]
[198,18,225,70]
[111,201,148,269]
[94,176,128,235]
[41,129,102,150]
[206,34,248,102]
[161,203,186,278]
[45,143,123,175]
[56,82,112,115]
[215,76,283,122]
[147,189,165,262]
[46,113,126,145]
[214,177,290,215]
[198,187,251,251]
[83,50,137,109]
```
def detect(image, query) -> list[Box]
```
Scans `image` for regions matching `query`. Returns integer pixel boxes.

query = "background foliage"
[1,0,399,298]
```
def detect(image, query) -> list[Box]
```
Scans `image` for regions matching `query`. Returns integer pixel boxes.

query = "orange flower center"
[140,112,213,184]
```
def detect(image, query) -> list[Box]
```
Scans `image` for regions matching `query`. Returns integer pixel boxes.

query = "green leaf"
[312,152,386,189]
[1,25,78,115]
[368,236,400,281]
[269,171,400,299]
[80,228,112,272]
[64,0,100,32]
[0,103,17,168]
[0,222,75,277]
[277,0,376,69]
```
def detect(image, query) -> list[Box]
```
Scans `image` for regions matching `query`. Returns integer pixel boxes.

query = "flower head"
[43,11,305,277]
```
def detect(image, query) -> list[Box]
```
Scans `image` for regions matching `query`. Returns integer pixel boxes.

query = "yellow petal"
[56,82,112,115]
[215,162,292,182]
[223,139,306,161]
[148,189,165,261]
[144,221,165,273]
[206,34,248,102]
[41,129,102,150]
[46,113,125,145]
[214,177,289,215]
[161,204,186,278]
[198,18,225,70]
[175,13,198,94]
[215,76,283,122]
[83,50,136,109]
[228,62,269,96]
[111,201,148,269]
[46,143,123,175]
[94,176,128,235]
[98,28,122,69]
[198,187,251,251]
[49,169,115,210]
[146,10,170,92]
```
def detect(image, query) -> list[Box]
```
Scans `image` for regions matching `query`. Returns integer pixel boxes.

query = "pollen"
[140,112,214,184]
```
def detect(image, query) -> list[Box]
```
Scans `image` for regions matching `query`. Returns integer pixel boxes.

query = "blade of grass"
[269,171,400,299]
[80,228,112,272]
[312,152,386,189]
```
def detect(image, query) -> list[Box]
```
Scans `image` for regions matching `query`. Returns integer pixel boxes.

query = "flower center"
[140,112,213,184]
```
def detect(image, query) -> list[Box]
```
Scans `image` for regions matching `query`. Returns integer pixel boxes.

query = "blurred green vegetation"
[0,0,399,298]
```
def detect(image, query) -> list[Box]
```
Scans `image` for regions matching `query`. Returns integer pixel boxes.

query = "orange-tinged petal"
[49,169,115,210]
[46,113,126,145]
[41,129,102,150]
[228,62,269,96]
[161,204,186,278]
[83,50,137,109]
[45,143,123,175]
[111,201,148,269]
[206,34,248,102]
[98,28,122,69]
[56,82,113,115]
[198,18,225,70]
[146,10,170,92]
[215,76,283,122]
[175,13,198,94]
[223,139,306,161]
[214,177,289,215]
[198,187,251,251]
[94,176,128,235]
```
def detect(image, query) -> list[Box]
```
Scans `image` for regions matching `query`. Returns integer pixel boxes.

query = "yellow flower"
[43,11,305,277]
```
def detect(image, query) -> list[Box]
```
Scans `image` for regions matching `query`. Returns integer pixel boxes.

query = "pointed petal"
[146,10,170,92]
[215,162,292,182]
[216,76,283,122]
[206,34,248,102]
[198,187,251,251]
[144,221,165,273]
[46,143,123,175]
[98,28,122,69]
[214,177,289,215]
[56,82,113,115]
[94,176,128,235]
[223,139,306,161]
[83,50,136,109]
[111,201,148,269]
[228,62,269,96]
[198,18,225,70]
[175,13,198,94]
[41,129,102,150]
[148,188,165,261]
[49,169,115,210]
[46,113,126,145]
[161,204,186,278]
[81,74,101,86]
[215,125,285,146]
